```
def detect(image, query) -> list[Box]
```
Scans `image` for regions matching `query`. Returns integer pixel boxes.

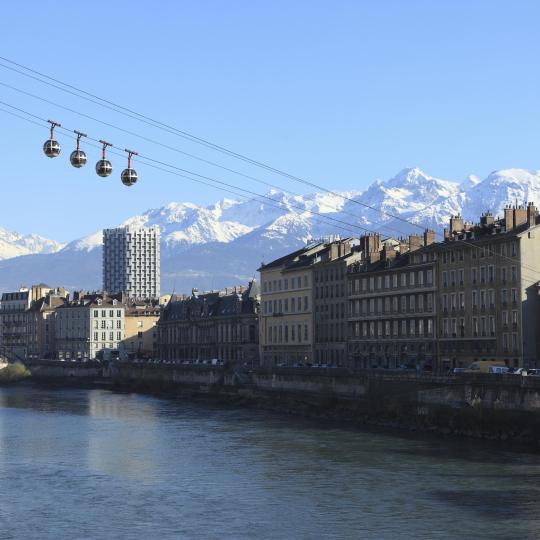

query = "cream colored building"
[122,302,160,359]
[259,240,359,367]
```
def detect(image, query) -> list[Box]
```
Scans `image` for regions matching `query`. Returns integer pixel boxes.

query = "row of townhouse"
[258,202,540,371]
[157,281,260,366]
[0,287,161,361]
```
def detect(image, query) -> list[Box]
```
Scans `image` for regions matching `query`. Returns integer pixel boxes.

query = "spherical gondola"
[43,138,61,158]
[96,159,113,177]
[43,120,61,158]
[96,140,113,177]
[121,149,138,186]
[121,168,138,186]
[70,150,87,168]
[70,130,87,168]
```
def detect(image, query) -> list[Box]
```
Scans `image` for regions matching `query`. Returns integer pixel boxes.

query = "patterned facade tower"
[103,226,160,300]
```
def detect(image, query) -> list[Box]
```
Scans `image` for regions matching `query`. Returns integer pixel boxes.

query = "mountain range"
[2,166,540,294]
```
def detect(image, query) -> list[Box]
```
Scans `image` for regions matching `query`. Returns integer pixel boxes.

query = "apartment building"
[55,292,125,361]
[103,225,160,300]
[347,231,438,370]
[26,288,69,359]
[435,204,540,369]
[312,239,362,366]
[258,238,362,367]
[258,243,325,366]
[158,281,259,366]
[122,300,161,359]
[0,288,32,361]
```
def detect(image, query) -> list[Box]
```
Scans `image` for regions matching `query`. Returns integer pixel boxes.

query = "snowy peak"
[0,228,64,260]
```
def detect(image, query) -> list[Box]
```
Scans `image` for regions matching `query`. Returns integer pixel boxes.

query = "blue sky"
[1,0,540,241]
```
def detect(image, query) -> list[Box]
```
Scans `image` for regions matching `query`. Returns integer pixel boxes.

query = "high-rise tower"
[103,226,160,299]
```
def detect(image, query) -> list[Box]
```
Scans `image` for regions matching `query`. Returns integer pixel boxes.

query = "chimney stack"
[480,212,494,227]
[408,234,423,252]
[514,204,527,228]
[423,229,436,246]
[504,206,514,231]
[381,244,397,262]
[527,202,537,228]
[450,215,464,235]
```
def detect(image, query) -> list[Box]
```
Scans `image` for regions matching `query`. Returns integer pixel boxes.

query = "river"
[0,385,538,540]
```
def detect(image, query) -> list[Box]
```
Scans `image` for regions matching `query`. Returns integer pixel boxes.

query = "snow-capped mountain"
[2,166,540,293]
[0,228,64,260]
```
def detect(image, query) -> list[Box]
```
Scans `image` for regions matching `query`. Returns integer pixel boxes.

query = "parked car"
[488,365,510,374]
[449,367,466,374]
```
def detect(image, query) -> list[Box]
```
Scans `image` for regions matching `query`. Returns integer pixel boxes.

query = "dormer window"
[97,299,102,306]
[112,299,117,306]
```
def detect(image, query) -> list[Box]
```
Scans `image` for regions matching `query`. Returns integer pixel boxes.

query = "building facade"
[258,244,323,366]
[347,232,438,370]
[259,239,362,367]
[0,288,32,361]
[122,300,161,360]
[55,293,125,361]
[158,282,259,366]
[434,204,540,369]
[26,288,69,360]
[103,225,160,300]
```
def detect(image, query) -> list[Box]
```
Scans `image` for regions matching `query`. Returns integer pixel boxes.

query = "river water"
[0,385,539,540]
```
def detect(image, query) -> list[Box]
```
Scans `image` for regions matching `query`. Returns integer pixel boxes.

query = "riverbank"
[18,360,540,449]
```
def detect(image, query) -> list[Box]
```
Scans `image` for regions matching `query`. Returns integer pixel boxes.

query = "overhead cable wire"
[0,104,394,240]
[0,56,430,232]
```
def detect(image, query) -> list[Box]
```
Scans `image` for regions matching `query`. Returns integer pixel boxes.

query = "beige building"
[122,301,160,359]
[348,232,438,370]
[259,239,361,367]
[0,284,65,361]
[434,204,540,369]
[26,288,69,360]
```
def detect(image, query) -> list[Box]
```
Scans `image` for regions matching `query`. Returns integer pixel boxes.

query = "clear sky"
[1,0,540,241]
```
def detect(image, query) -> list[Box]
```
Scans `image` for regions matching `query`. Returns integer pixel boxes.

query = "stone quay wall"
[23,360,540,446]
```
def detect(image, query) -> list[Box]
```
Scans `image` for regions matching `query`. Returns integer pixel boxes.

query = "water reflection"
[0,385,539,540]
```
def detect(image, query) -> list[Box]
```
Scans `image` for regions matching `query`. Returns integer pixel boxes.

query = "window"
[109,310,114,317]
[93,310,98,317]
[442,271,448,287]
[511,289,518,303]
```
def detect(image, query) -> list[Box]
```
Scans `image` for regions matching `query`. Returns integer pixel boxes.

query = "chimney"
[480,212,494,227]
[382,244,396,262]
[423,229,436,246]
[527,202,537,228]
[369,251,380,264]
[330,243,339,260]
[408,234,423,252]
[514,204,527,228]
[191,288,198,297]
[225,287,233,295]
[443,228,450,241]
[504,206,514,231]
[360,234,381,254]
[450,215,464,234]
[399,238,409,253]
